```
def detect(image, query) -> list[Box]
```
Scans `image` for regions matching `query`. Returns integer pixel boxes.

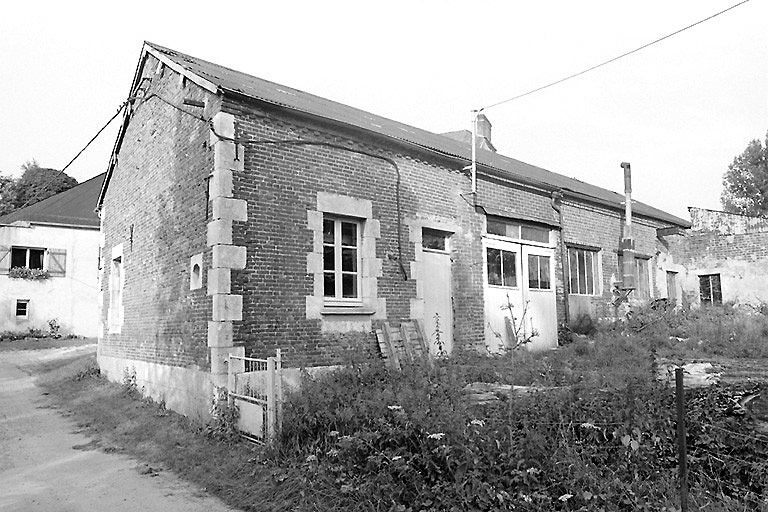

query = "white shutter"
[48,248,67,277]
[0,246,10,275]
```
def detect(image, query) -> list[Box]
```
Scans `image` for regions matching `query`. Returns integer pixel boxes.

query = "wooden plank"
[415,320,434,368]
[400,323,416,364]
[382,324,402,371]
[375,329,390,362]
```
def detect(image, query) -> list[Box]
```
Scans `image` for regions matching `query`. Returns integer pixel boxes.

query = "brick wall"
[224,99,486,366]
[99,54,218,369]
[561,199,667,322]
[662,222,768,305]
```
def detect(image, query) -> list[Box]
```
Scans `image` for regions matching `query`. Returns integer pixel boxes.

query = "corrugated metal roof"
[0,173,104,228]
[146,42,690,227]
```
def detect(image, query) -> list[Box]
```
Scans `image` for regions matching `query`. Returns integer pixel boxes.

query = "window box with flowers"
[9,267,50,280]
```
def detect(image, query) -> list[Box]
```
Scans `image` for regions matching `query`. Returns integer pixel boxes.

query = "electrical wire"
[134,91,410,280]
[482,0,752,110]
[17,99,132,209]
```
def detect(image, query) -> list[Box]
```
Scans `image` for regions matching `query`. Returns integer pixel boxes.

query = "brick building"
[96,43,689,416]
[657,207,768,306]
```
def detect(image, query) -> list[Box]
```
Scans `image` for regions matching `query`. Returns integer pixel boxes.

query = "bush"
[612,302,768,359]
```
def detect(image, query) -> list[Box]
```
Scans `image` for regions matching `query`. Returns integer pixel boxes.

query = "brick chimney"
[475,114,495,152]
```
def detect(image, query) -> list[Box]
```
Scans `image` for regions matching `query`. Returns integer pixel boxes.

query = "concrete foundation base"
[97,352,213,422]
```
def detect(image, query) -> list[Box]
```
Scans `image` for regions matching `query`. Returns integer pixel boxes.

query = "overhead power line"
[482,0,752,110]
[17,99,130,209]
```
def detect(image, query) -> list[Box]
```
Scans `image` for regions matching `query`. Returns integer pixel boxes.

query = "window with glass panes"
[527,254,551,289]
[486,217,550,244]
[699,274,722,305]
[486,247,517,287]
[323,217,362,302]
[568,247,599,295]
[11,247,44,270]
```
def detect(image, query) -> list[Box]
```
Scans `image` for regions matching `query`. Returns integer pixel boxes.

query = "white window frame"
[567,247,601,296]
[15,299,30,318]
[11,246,46,270]
[108,244,124,333]
[421,227,451,254]
[527,253,553,290]
[323,216,363,306]
[485,246,519,289]
[484,216,553,248]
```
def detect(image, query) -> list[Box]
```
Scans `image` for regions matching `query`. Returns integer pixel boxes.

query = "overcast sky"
[1,0,766,219]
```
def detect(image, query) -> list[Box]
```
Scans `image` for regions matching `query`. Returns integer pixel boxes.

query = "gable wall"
[99,53,218,371]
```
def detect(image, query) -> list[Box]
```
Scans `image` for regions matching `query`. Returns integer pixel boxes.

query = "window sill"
[321,306,376,316]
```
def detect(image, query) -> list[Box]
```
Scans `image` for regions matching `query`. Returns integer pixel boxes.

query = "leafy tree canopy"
[721,131,768,216]
[0,161,78,217]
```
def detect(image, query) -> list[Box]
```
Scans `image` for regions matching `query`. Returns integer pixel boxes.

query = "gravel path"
[0,345,238,512]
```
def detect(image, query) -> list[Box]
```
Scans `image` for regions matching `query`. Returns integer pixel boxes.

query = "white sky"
[1,0,766,219]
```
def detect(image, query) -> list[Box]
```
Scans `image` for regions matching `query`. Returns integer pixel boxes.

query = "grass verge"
[0,336,95,352]
[35,353,351,512]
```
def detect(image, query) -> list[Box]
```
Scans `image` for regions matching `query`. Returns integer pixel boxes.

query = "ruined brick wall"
[689,207,768,235]
[99,53,218,369]
[662,209,768,305]
[225,99,485,366]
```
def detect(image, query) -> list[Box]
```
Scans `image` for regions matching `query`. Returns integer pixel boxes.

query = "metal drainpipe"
[620,162,636,290]
[551,190,570,326]
[470,109,480,203]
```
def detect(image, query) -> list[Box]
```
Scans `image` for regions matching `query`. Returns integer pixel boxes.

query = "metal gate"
[228,349,282,443]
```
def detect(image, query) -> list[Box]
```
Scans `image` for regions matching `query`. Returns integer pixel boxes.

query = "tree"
[0,175,16,216]
[0,161,78,216]
[721,131,768,216]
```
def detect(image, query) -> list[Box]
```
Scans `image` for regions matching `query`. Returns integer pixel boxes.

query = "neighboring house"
[0,174,104,337]
[658,207,768,306]
[96,42,690,417]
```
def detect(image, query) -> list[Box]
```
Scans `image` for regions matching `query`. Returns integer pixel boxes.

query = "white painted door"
[422,249,453,356]
[483,238,525,353]
[521,245,558,350]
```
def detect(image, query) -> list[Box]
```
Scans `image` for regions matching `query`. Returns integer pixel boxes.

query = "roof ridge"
[139,43,690,227]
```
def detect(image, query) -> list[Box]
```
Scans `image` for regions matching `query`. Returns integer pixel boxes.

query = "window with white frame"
[108,249,124,333]
[323,216,362,303]
[421,228,450,252]
[568,247,600,295]
[16,299,29,318]
[11,247,44,270]
[486,216,550,244]
[486,247,517,287]
[527,254,552,289]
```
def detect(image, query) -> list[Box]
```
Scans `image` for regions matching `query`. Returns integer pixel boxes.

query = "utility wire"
[17,100,130,209]
[482,0,752,110]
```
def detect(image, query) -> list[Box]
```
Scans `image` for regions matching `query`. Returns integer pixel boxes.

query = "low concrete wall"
[97,351,213,421]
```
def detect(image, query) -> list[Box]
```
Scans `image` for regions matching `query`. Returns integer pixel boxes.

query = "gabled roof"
[112,42,690,227]
[0,173,104,228]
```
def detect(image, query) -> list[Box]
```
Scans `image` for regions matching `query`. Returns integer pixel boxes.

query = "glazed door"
[483,239,525,353]
[521,245,558,350]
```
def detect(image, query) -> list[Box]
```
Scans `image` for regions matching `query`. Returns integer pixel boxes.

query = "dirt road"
[0,345,237,512]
